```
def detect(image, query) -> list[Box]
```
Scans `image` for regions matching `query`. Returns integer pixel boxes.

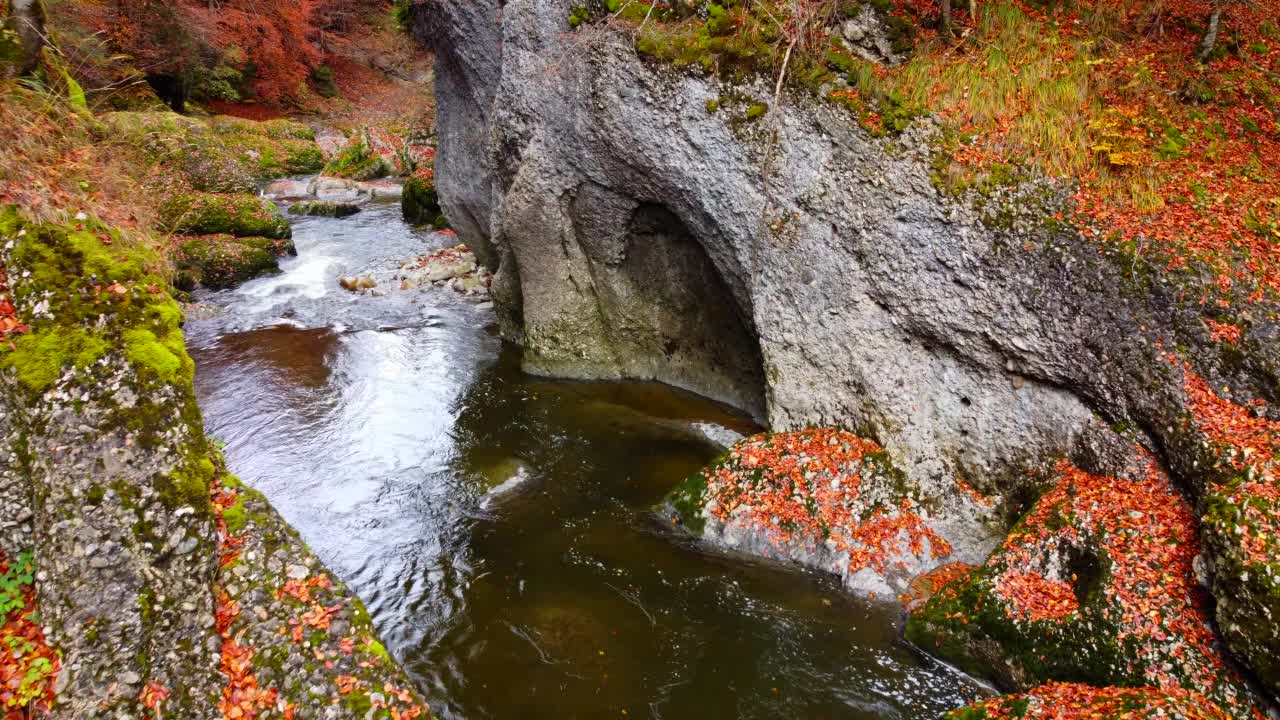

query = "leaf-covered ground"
[907,456,1263,719]
[0,550,59,718]
[600,0,1279,311]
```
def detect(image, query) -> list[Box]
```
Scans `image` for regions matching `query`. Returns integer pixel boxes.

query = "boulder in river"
[262,178,313,200]
[174,234,294,290]
[666,428,981,598]
[339,275,378,292]
[306,176,403,203]
[289,200,361,218]
[400,244,480,286]
[158,191,291,240]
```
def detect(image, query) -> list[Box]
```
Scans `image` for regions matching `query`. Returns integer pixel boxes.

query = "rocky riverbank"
[0,209,433,718]
[0,0,448,715]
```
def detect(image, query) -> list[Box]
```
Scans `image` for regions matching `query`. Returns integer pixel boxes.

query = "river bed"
[184,197,983,719]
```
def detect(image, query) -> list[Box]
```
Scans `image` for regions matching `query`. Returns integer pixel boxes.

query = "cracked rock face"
[419,0,1280,670]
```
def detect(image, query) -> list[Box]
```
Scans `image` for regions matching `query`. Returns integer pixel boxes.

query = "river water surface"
[185,197,983,719]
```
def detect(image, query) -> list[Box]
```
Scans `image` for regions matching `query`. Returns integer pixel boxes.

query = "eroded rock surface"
[421,0,1280,696]
[0,209,430,718]
[906,455,1263,717]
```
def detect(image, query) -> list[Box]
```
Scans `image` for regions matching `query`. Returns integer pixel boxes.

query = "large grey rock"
[417,0,1280,599]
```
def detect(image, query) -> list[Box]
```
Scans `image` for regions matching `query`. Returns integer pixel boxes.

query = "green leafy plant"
[0,551,35,617]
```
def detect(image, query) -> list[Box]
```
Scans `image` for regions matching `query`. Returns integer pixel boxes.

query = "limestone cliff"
[418,0,1280,698]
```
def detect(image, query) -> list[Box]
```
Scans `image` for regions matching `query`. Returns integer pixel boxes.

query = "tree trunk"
[940,0,952,37]
[1198,0,1222,62]
[2,0,47,78]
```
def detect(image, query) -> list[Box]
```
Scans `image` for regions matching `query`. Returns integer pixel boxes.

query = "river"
[184,196,984,719]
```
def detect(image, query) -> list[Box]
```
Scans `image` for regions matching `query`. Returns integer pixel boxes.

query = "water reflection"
[187,199,983,720]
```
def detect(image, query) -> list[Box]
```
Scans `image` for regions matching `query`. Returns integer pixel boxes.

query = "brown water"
[186,198,984,719]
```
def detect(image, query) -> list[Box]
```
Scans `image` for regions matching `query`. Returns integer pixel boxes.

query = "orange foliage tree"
[98,0,388,104]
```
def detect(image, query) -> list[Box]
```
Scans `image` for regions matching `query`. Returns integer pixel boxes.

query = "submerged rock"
[288,200,361,218]
[339,275,378,292]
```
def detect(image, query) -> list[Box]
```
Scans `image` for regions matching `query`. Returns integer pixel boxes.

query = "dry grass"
[852,2,1164,209]
[0,80,171,259]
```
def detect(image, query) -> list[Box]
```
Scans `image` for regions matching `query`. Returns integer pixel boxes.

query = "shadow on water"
[186,198,983,720]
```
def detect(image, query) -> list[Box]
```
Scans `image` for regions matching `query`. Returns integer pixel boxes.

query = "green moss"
[321,136,391,181]
[705,98,720,114]
[223,496,247,534]
[3,327,110,391]
[159,193,291,239]
[745,102,769,121]
[310,65,338,98]
[103,112,325,192]
[289,201,361,218]
[190,64,246,103]
[662,468,712,536]
[157,456,215,511]
[174,234,286,290]
[123,328,183,383]
[137,587,156,625]
[363,638,391,663]
[402,174,446,227]
[86,483,107,505]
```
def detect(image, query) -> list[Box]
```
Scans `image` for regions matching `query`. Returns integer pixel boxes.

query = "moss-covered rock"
[173,234,293,290]
[209,473,434,719]
[158,192,291,239]
[0,206,431,715]
[103,111,325,193]
[664,428,955,594]
[401,170,446,227]
[945,682,1239,720]
[1179,370,1280,698]
[322,133,392,181]
[289,200,361,218]
[905,458,1262,719]
[1,0,44,79]
[1202,475,1280,698]
[0,206,196,394]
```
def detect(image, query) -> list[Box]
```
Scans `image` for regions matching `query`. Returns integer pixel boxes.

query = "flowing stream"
[184,196,984,719]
